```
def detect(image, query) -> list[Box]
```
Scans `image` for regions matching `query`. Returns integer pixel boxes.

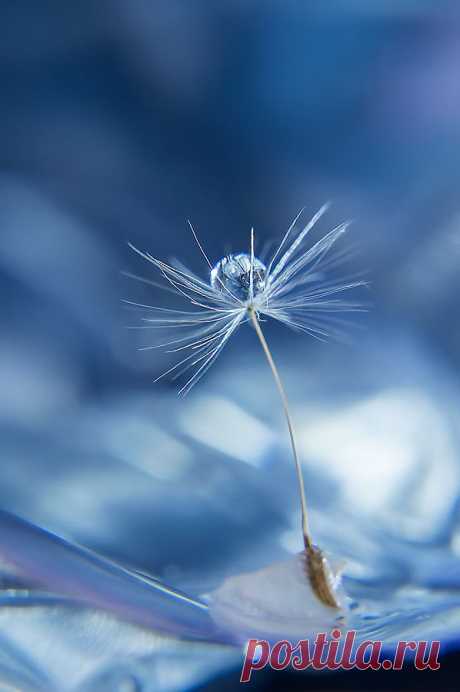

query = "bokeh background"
[1,1,460,690]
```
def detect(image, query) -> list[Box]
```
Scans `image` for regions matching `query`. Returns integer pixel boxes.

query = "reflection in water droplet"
[211,254,266,301]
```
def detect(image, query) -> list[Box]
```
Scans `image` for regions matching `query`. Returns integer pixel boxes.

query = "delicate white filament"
[126,208,366,394]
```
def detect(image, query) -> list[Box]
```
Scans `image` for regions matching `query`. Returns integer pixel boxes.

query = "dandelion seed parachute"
[126,205,365,396]
[127,207,365,610]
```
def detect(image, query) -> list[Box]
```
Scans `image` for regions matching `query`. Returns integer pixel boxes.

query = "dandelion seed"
[127,207,366,609]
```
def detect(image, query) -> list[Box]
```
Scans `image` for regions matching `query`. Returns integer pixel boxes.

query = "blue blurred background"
[1,1,460,690]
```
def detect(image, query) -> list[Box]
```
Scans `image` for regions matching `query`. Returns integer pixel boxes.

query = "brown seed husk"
[304,544,340,609]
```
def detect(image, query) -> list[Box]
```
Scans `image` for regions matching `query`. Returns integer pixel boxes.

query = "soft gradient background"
[1,1,460,690]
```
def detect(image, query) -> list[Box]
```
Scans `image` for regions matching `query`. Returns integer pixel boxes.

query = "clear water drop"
[210,254,266,301]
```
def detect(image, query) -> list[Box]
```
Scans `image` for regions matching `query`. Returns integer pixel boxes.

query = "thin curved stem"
[248,307,313,551]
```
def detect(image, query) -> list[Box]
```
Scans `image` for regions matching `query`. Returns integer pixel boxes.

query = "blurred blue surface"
[1,1,460,690]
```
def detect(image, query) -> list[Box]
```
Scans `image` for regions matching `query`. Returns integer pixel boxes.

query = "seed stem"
[248,307,312,550]
[248,307,339,608]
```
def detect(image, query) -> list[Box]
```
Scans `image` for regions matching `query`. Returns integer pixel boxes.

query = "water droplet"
[210,254,266,301]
